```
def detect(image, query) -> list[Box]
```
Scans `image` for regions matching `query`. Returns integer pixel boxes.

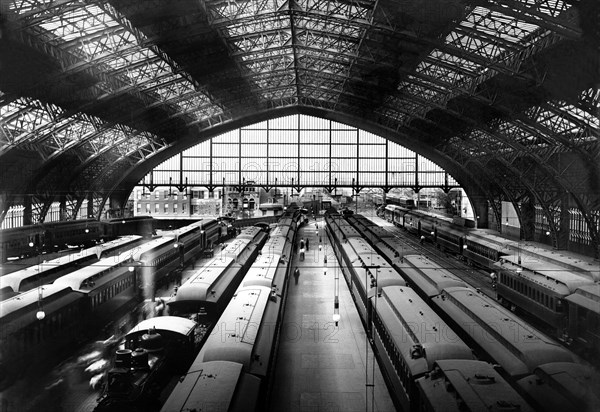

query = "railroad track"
[381,224,496,297]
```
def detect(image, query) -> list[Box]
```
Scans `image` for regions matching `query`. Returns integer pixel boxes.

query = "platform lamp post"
[332,264,340,326]
[29,241,46,321]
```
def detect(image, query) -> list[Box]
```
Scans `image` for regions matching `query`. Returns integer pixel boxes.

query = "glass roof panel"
[295,16,362,38]
[525,0,569,18]
[224,16,290,38]
[299,0,373,19]
[25,1,220,123]
[6,106,54,137]
[9,0,53,14]
[208,0,286,20]
[230,30,292,53]
[550,103,600,130]
[460,6,539,45]
[0,99,29,121]
[39,4,118,42]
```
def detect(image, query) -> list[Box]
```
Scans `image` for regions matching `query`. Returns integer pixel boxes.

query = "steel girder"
[0,0,597,249]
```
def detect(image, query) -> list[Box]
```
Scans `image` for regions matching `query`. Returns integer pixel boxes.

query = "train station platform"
[268,217,396,412]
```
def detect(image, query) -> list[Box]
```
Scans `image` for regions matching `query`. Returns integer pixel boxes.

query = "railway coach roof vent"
[471,374,496,385]
[410,344,424,359]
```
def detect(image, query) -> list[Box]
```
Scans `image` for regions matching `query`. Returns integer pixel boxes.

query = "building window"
[164,203,169,213]
[173,191,178,200]
[174,204,178,213]
[155,191,160,199]
[182,203,187,213]
[146,204,151,214]
[137,204,141,213]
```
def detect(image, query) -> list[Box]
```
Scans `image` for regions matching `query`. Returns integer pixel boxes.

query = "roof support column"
[59,195,67,221]
[87,193,95,220]
[23,195,33,226]
[557,192,571,250]
[469,194,489,229]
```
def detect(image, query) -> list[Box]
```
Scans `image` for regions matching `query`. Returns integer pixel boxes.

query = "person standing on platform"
[306,238,309,251]
[294,267,300,285]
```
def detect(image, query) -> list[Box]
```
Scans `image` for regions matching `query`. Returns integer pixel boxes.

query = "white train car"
[371,285,473,411]
[160,360,260,412]
[416,360,534,412]
[432,286,577,378]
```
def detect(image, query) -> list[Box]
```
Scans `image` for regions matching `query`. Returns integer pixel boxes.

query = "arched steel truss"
[0,0,598,253]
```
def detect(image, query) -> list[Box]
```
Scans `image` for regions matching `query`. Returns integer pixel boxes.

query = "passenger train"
[0,235,142,298]
[92,219,283,411]
[350,212,600,357]
[329,211,598,411]
[377,206,503,270]
[0,219,221,390]
[325,213,407,323]
[160,212,300,412]
[167,226,268,318]
[0,216,157,263]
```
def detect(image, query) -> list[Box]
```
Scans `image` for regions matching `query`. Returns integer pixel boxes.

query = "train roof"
[53,252,134,291]
[135,236,177,260]
[406,209,454,223]
[221,238,253,259]
[241,254,281,289]
[173,257,236,302]
[1,284,82,330]
[171,222,202,237]
[464,236,506,250]
[398,255,466,297]
[374,237,417,258]
[435,225,468,236]
[416,360,534,412]
[262,235,289,257]
[343,238,403,285]
[346,237,375,256]
[365,226,395,239]
[126,316,197,338]
[0,235,141,292]
[199,286,271,368]
[268,225,292,241]
[384,204,409,213]
[565,283,600,313]
[435,287,576,377]
[518,362,600,412]
[377,286,472,374]
[496,257,594,293]
[160,360,261,412]
[237,226,263,240]
[347,214,377,225]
